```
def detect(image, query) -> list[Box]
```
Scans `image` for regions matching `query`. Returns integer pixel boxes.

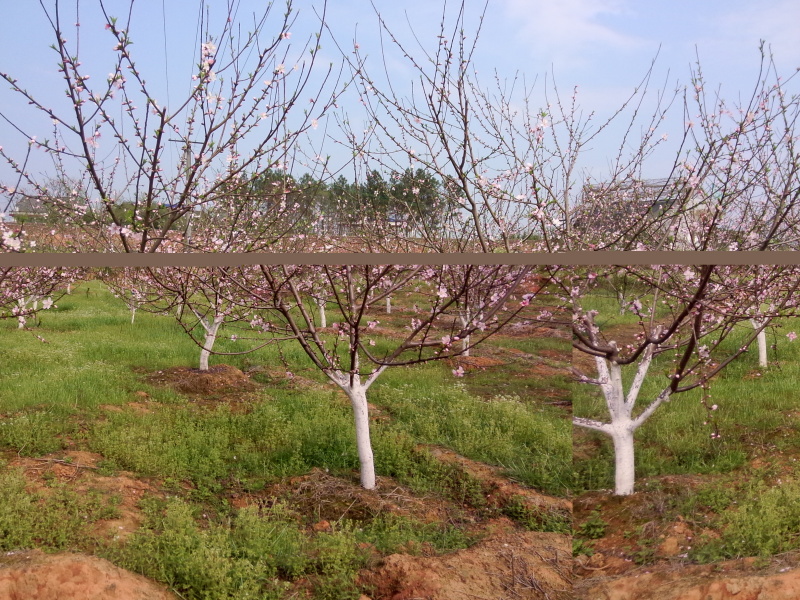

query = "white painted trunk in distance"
[318,298,327,328]
[343,381,376,490]
[459,313,471,357]
[751,319,768,368]
[386,297,392,314]
[199,315,224,371]
[131,307,137,325]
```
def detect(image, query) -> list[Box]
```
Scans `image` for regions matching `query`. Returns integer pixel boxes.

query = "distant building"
[571,178,707,248]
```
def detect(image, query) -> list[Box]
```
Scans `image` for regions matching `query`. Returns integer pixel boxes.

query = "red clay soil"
[360,530,572,600]
[0,551,176,600]
[576,560,800,600]
[146,364,257,396]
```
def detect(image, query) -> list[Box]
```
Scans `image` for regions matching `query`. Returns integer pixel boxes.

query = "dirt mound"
[147,364,256,396]
[360,530,571,600]
[238,468,455,525]
[0,551,176,599]
[453,355,506,370]
[576,562,800,600]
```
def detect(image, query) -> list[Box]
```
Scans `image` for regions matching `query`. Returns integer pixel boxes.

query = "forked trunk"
[574,346,670,496]
[199,315,224,371]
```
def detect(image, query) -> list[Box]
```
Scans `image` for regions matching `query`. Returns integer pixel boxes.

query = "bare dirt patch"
[146,364,257,397]
[0,550,177,600]
[359,530,572,600]
[576,556,800,600]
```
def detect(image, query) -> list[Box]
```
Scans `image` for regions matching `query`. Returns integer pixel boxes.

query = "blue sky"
[1,0,798,194]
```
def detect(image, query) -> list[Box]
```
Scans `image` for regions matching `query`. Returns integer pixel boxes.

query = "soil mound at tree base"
[147,364,256,395]
[359,530,571,600]
[578,562,800,600]
[0,551,176,600]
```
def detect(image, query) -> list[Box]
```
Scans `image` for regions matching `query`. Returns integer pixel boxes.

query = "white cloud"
[708,0,800,67]
[501,0,644,67]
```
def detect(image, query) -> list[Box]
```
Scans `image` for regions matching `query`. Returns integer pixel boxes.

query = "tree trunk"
[386,297,392,314]
[344,383,376,490]
[318,298,327,328]
[459,312,470,357]
[199,315,224,371]
[751,319,768,368]
[611,424,636,496]
[131,307,137,325]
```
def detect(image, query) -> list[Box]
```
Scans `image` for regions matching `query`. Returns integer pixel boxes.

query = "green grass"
[0,467,120,551]
[0,277,572,596]
[371,380,572,495]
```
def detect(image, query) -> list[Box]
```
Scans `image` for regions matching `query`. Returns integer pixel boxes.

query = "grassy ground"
[573,290,800,575]
[0,278,571,599]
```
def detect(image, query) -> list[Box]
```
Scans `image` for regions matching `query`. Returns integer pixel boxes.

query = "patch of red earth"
[574,477,711,579]
[576,557,800,600]
[8,450,162,542]
[0,551,177,600]
[145,364,258,397]
[452,355,507,371]
[359,530,572,600]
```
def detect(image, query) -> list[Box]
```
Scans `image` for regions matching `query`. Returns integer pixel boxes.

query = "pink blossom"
[452,366,465,377]
[788,332,798,342]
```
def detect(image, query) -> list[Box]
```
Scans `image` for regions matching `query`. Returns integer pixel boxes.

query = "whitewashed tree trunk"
[66,283,71,295]
[318,298,327,328]
[386,297,392,314]
[344,381,376,490]
[751,318,768,368]
[130,306,137,324]
[611,423,636,495]
[198,315,225,371]
[459,312,471,357]
[574,345,671,496]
